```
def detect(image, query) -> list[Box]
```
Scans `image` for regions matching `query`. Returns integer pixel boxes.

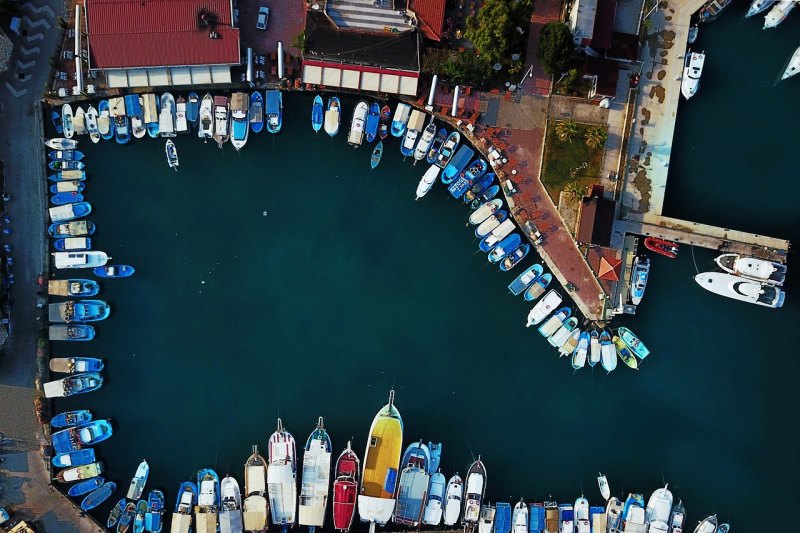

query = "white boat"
[606,497,622,531]
[143,93,159,133]
[646,485,673,528]
[61,105,75,139]
[198,93,214,141]
[526,290,563,326]
[230,92,250,151]
[131,96,147,139]
[243,445,269,532]
[746,0,776,17]
[512,500,528,533]
[694,272,784,308]
[347,101,368,147]
[442,475,462,526]
[589,333,601,366]
[764,0,795,28]
[213,95,230,148]
[630,256,649,305]
[669,502,685,533]
[49,203,89,223]
[46,138,78,150]
[715,253,786,285]
[782,46,800,81]
[414,121,437,161]
[220,476,244,533]
[165,140,179,170]
[573,333,588,369]
[461,459,486,525]
[478,505,496,533]
[73,107,86,135]
[549,317,576,347]
[693,515,717,533]
[558,329,581,357]
[159,92,176,137]
[469,199,503,225]
[197,471,220,533]
[475,213,504,238]
[402,110,426,156]
[574,498,590,533]
[537,309,568,338]
[127,459,149,500]
[85,106,100,143]
[176,96,189,134]
[97,105,111,137]
[415,164,441,200]
[324,98,341,137]
[171,483,195,533]
[267,418,297,528]
[600,333,617,373]
[481,219,515,251]
[597,473,610,501]
[53,251,108,269]
[681,51,705,100]
[298,417,332,531]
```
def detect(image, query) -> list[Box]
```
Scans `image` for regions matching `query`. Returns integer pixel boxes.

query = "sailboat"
[299,417,332,533]
[461,457,486,526]
[332,442,360,532]
[764,0,795,28]
[358,390,403,533]
[268,419,297,532]
[243,446,269,532]
[597,473,610,501]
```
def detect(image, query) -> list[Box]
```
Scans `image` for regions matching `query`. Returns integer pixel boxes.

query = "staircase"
[326,0,413,33]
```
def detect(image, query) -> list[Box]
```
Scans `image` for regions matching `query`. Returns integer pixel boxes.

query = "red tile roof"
[86,0,240,69]
[410,0,446,41]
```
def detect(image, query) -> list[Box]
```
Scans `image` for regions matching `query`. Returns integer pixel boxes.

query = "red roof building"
[409,0,446,41]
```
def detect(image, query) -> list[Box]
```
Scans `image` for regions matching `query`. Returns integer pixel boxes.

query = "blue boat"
[589,506,604,530]
[266,90,282,134]
[48,221,96,238]
[94,265,135,278]
[524,273,552,301]
[311,95,324,132]
[51,419,113,454]
[52,109,64,134]
[469,184,501,209]
[187,92,200,128]
[146,94,160,138]
[49,324,96,341]
[464,159,488,181]
[49,149,85,161]
[371,141,383,169]
[630,256,649,305]
[51,193,84,206]
[98,100,115,141]
[117,502,136,533]
[622,493,644,521]
[49,182,85,195]
[393,441,431,527]
[48,171,86,182]
[537,306,571,337]
[500,244,529,272]
[434,131,460,169]
[529,503,545,533]
[495,502,512,533]
[446,173,474,199]
[81,482,117,511]
[107,498,127,529]
[488,234,522,263]
[509,264,543,295]
[50,300,109,323]
[391,103,411,137]
[172,481,197,528]
[463,173,494,204]
[558,504,574,532]
[423,471,445,526]
[49,159,86,172]
[365,102,380,142]
[133,499,147,533]
[68,477,105,497]
[114,115,130,145]
[53,449,97,468]
[145,490,165,533]
[51,409,92,428]
[125,95,145,138]
[618,327,650,359]
[250,91,264,134]
[442,145,475,184]
[426,128,447,164]
[427,442,441,474]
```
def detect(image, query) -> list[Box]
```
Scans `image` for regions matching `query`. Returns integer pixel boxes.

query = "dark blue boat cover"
[124,95,142,115]
[529,504,545,531]
[383,468,398,494]
[496,502,512,533]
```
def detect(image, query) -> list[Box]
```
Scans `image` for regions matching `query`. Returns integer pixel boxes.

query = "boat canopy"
[49,204,77,222]
[266,91,281,113]
[195,511,217,533]
[407,110,426,132]
[108,97,126,117]
[43,379,67,398]
[243,495,268,530]
[124,95,142,116]
[170,513,192,533]
[231,92,249,118]
[220,510,243,532]
[357,495,395,526]
[246,466,266,493]
[48,280,71,296]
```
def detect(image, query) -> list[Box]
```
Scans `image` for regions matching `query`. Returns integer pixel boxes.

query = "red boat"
[332,442,360,532]
[644,237,679,259]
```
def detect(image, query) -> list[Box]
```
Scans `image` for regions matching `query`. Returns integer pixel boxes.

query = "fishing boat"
[365,102,381,142]
[53,448,96,468]
[464,172,495,204]
[598,473,610,501]
[435,131,460,168]
[464,159,488,182]
[613,336,638,369]
[781,46,800,81]
[53,251,108,270]
[299,417,332,532]
[479,505,496,533]
[630,256,650,305]
[52,108,63,134]
[371,141,383,169]
[311,95,324,133]
[107,97,129,145]
[55,461,103,483]
[158,92,176,137]
[693,515,717,533]
[48,170,86,183]
[605,497,622,531]
[469,184,501,209]
[746,0,775,16]
[127,460,149,500]
[165,139,179,170]
[414,121,437,162]
[198,93,214,141]
[558,328,580,358]
[98,100,113,140]
[468,199,502,226]
[250,91,264,133]
[575,498,590,533]
[698,0,735,21]
[243,445,269,532]
[558,504,574,533]
[393,441,430,527]
[73,107,87,136]
[62,104,74,139]
[332,442,360,532]
[378,123,389,140]
[549,316,577,347]
[495,502,511,533]
[426,128,447,164]
[170,482,197,533]
[462,458,486,526]
[125,95,146,139]
[349,101,369,147]
[500,244,529,272]
[49,149,84,161]
[48,357,104,374]
[133,499,147,533]
[48,202,91,223]
[94,265,135,278]
[145,489,165,533]
[415,164,441,200]
[51,409,93,428]
[266,90,283,134]
[51,194,85,208]
[69,477,105,497]
[359,390,403,532]
[268,418,297,531]
[401,110,426,157]
[212,95,230,147]
[695,271,784,307]
[48,300,109,323]
[646,485,673,530]
[475,210,508,238]
[715,253,786,285]
[526,290,562,326]
[537,307,571,338]
[524,273,552,302]
[681,51,705,100]
[422,471,445,526]
[509,264,543,295]
[118,501,136,533]
[512,500,528,533]
[670,502,686,533]
[488,234,522,263]
[530,503,545,533]
[230,92,250,150]
[85,105,101,143]
[479,219,515,253]
[764,0,794,28]
[143,94,159,138]
[81,482,116,511]
[442,475,463,526]
[644,237,679,258]
[196,469,221,533]
[46,138,78,150]
[187,92,200,129]
[380,104,391,123]
[175,96,189,134]
[325,97,341,137]
[50,181,85,195]
[108,498,127,529]
[442,145,475,184]
[573,331,590,369]
[391,103,411,137]
[589,331,601,367]
[618,327,650,359]
[49,160,85,171]
[220,476,244,533]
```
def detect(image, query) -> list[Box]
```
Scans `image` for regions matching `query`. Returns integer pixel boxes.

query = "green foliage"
[585,126,609,149]
[465,0,513,67]
[565,180,587,199]
[421,48,450,74]
[439,50,492,86]
[541,122,605,201]
[555,120,578,143]
[291,31,306,52]
[537,22,575,76]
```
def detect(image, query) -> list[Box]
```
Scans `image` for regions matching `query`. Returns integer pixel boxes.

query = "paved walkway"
[521,0,562,96]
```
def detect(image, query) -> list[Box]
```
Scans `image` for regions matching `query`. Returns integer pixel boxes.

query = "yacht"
[198,93,214,141]
[461,458,486,525]
[511,499,528,533]
[764,0,795,28]
[299,417,332,532]
[268,418,297,532]
[415,164,441,200]
[347,101,368,147]
[715,253,785,285]
[158,93,176,137]
[630,256,650,305]
[681,51,705,100]
[694,272,784,308]
[746,0,775,17]
[645,485,673,532]
[442,474,463,526]
[213,95,230,148]
[781,46,800,81]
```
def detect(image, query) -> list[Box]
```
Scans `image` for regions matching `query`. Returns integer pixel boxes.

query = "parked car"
[256,6,270,30]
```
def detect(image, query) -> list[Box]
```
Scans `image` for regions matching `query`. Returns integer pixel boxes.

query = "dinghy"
[51,193,85,207]
[108,498,127,530]
[311,95,324,133]
[62,104,75,139]
[51,409,93,428]
[499,244,529,272]
[94,265,135,278]
[324,97,341,137]
[508,264,543,295]
[250,91,264,133]
[165,139,179,170]
[370,141,383,169]
[51,108,63,134]
[49,357,104,374]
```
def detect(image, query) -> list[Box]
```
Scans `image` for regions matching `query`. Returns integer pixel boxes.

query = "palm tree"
[554,120,578,143]
[564,180,586,199]
[585,126,608,149]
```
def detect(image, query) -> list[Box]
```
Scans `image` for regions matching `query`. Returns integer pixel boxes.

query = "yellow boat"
[613,336,638,370]
[358,390,403,530]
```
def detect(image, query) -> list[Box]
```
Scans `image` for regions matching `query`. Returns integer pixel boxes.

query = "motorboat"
[43,372,103,398]
[694,271,785,307]
[693,515,717,533]
[332,442,359,532]
[698,0,734,22]
[670,501,686,533]
[524,273,552,302]
[644,237,679,258]
[48,170,86,182]
[51,409,93,428]
[558,503,574,533]
[50,180,85,194]
[85,105,101,143]
[165,139,179,170]
[110,96,130,145]
[462,458,486,525]
[52,251,107,270]
[158,92,176,138]
[764,0,794,28]
[49,202,91,223]
[435,131,460,168]
[479,504,496,533]
[81,482,116,511]
[325,97,341,137]
[414,121,437,162]
[442,474,463,526]
[220,476,244,533]
[575,497,590,533]
[243,445,269,532]
[715,253,785,285]
[170,482,197,533]
[480,219,515,253]
[681,51,705,100]
[250,91,264,133]
[49,149,84,161]
[630,256,650,305]
[143,94,159,138]
[495,502,511,533]
[488,234,522,263]
[212,95,230,147]
[46,138,78,150]
[299,417,332,532]
[125,95,146,139]
[464,172,496,204]
[311,95,324,133]
[55,461,103,483]
[51,419,112,454]
[370,141,383,169]
[187,92,200,129]
[426,128,447,164]
[589,331,601,367]
[348,101,369,147]
[53,448,96,468]
[198,93,214,141]
[72,107,86,136]
[266,90,283,134]
[526,290,563,326]
[401,110,426,157]
[98,100,112,139]
[511,500,528,533]
[573,331,590,369]
[365,102,380,142]
[415,164,441,200]
[597,473,610,501]
[175,96,188,134]
[49,160,85,171]
[499,244,529,272]
[196,469,221,533]
[508,264,543,296]
[549,316,578,347]
[108,498,127,530]
[687,24,698,44]
[134,498,147,531]
[613,336,638,369]
[422,471,445,526]
[62,104,74,139]
[94,264,135,278]
[475,210,508,238]
[618,327,650,359]
[605,497,622,531]
[468,199,502,225]
[48,300,110,323]
[51,195,86,209]
[127,460,149,500]
[390,103,411,137]
[51,108,63,134]
[442,145,475,184]
[537,307,571,338]
[358,390,403,531]
[781,46,800,81]
[49,358,102,378]
[646,485,673,529]
[392,441,430,527]
[145,489,165,533]
[746,0,775,17]
[558,328,581,357]
[117,501,136,533]
[268,418,297,531]
[230,92,250,151]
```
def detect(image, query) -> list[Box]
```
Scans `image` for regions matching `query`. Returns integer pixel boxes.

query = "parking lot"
[237,0,306,79]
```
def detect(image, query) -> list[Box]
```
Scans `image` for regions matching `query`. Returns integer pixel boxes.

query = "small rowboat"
[108,498,127,529]
[48,170,86,182]
[49,357,104,374]
[49,160,85,171]
[469,199,503,225]
[475,210,508,238]
[311,94,324,133]
[52,109,64,134]
[53,448,96,468]
[51,409,92,428]
[68,477,105,497]
[370,141,383,169]
[94,265,135,278]
[133,499,147,533]
[644,237,679,258]
[51,192,84,206]
[49,150,84,161]
[81,481,117,511]
[613,336,638,369]
[524,273,552,301]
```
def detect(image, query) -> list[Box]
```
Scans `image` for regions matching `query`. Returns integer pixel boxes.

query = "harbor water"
[54,8,799,530]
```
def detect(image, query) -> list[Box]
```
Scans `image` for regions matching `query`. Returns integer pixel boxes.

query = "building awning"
[105,70,128,88]
[590,0,616,50]
[191,66,212,84]
[148,68,169,86]
[302,64,322,85]
[210,65,231,84]
[361,71,380,91]
[171,67,192,85]
[127,69,149,87]
[302,60,419,96]
[341,69,360,89]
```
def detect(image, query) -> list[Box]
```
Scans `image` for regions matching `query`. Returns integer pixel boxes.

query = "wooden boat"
[613,336,638,369]
[51,420,113,454]
[53,251,108,269]
[250,91,264,134]
[98,100,113,139]
[524,273,552,301]
[49,324,96,341]
[117,501,136,533]
[298,417,332,531]
[442,474,463,526]
[51,409,92,428]
[43,372,103,398]
[644,237,678,258]
[53,237,91,251]
[267,419,297,530]
[198,93,214,141]
[133,498,147,533]
[50,181,85,194]
[127,460,149,500]
[243,446,268,532]
[48,170,86,182]
[426,128,448,164]
[165,139,179,170]
[55,462,103,483]
[49,149,84,161]
[94,265,135,278]
[51,108,63,134]
[170,482,197,533]
[187,92,200,128]
[475,210,508,238]
[49,300,110,322]
[370,141,383,169]
[68,477,105,497]
[499,244,529,272]
[462,458,487,525]
[600,331,616,372]
[266,90,282,134]
[365,102,380,143]
[81,482,116,511]
[48,220,96,238]
[348,101,368,147]
[311,94,324,133]
[332,442,360,532]
[414,121,437,162]
[508,264,543,296]
[146,489,166,533]
[108,498,127,529]
[324,97,341,137]
[618,327,649,359]
[50,357,104,374]
[49,160,85,171]
[53,448,96,468]
[62,104,74,139]
[51,193,85,206]
[45,138,78,150]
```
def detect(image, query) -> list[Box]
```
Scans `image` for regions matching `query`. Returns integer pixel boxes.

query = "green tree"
[464,0,514,67]
[585,126,609,149]
[555,120,578,143]
[565,180,587,199]
[291,31,306,52]
[537,22,575,76]
[441,51,492,86]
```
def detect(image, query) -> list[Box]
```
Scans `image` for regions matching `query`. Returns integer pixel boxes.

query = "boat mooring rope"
[690,245,700,274]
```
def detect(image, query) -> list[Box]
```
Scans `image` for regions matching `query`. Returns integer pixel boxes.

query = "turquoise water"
[53,9,799,530]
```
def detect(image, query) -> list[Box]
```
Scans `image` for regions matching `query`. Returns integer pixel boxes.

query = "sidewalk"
[521,0,562,96]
